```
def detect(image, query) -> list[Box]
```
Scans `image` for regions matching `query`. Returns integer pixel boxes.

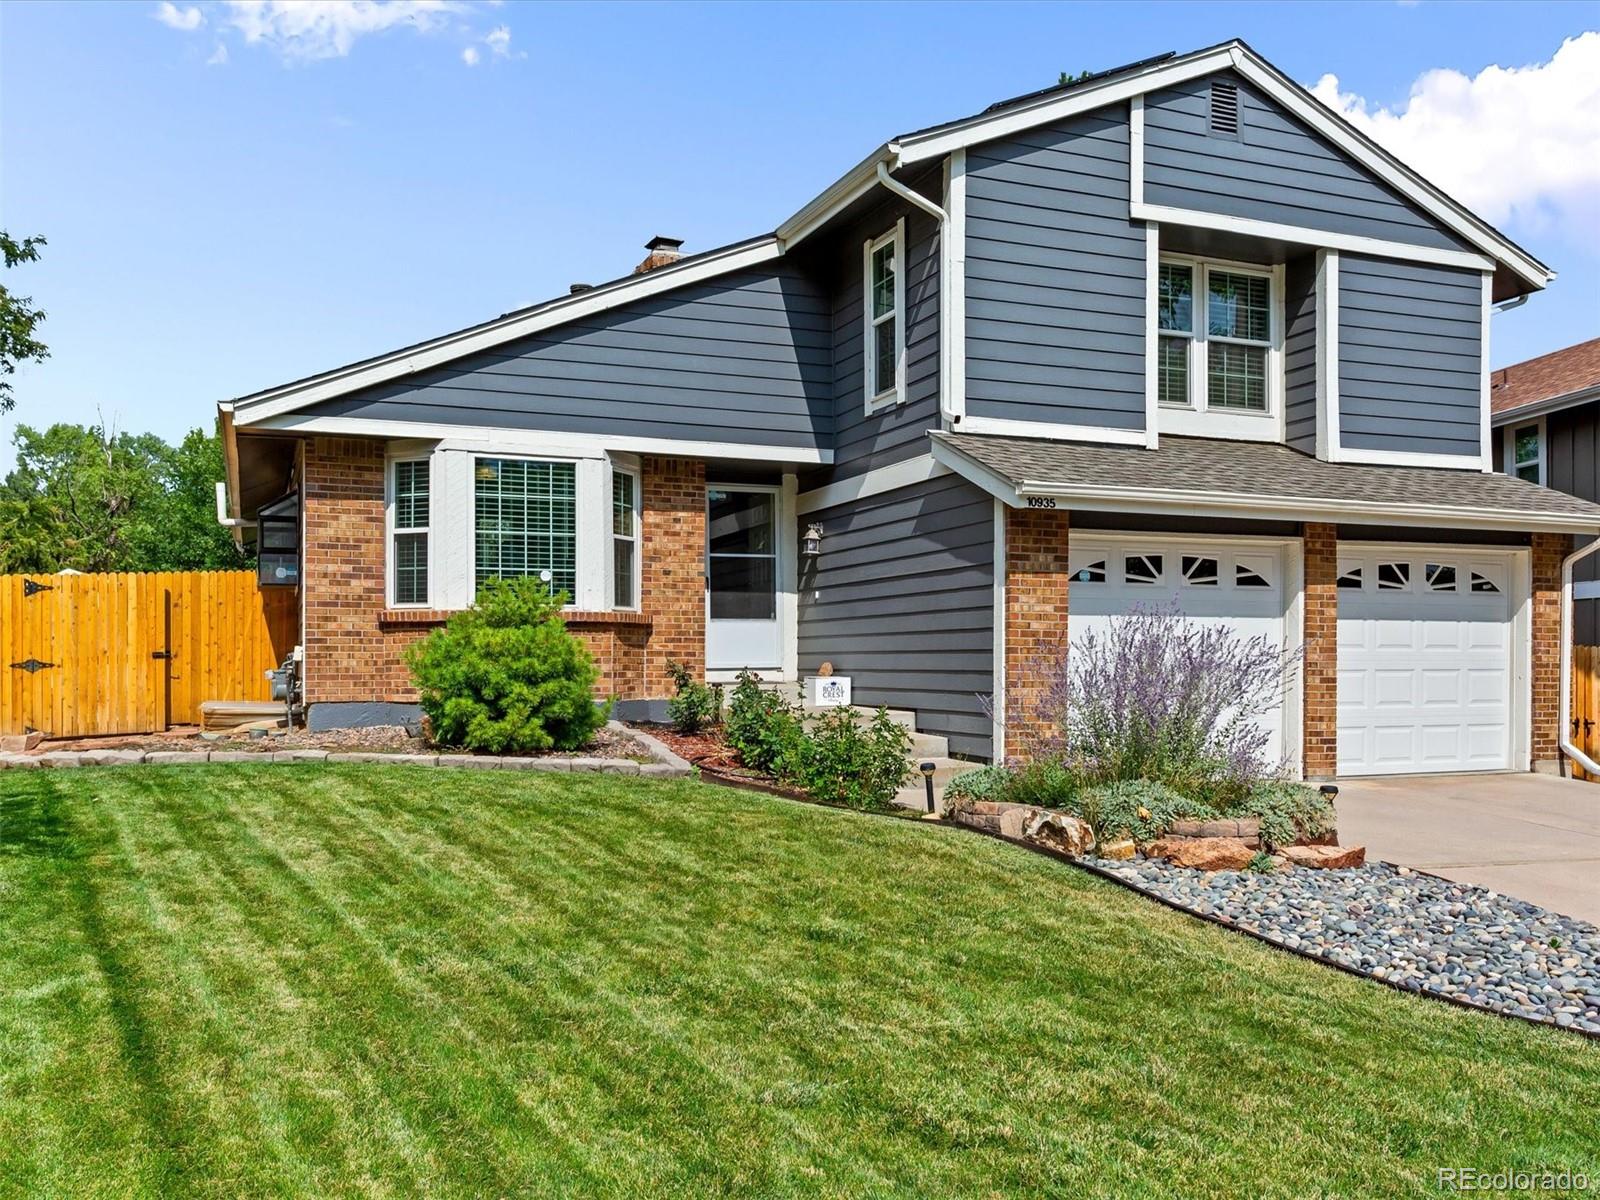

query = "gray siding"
[1546,402,1600,642]
[1284,253,1318,453]
[1144,72,1472,254]
[303,264,833,452]
[797,474,995,758]
[1338,255,1483,458]
[826,177,942,481]
[964,106,1148,431]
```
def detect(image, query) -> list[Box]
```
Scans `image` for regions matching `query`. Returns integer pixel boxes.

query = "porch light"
[803,524,823,558]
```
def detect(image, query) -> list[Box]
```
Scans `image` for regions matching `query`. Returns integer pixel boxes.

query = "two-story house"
[219,41,1600,780]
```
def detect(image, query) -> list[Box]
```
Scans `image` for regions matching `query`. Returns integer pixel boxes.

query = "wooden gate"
[0,571,296,739]
[1570,644,1600,782]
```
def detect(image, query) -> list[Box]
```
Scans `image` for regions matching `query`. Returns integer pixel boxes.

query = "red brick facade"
[1301,522,1339,780]
[298,437,704,712]
[1002,507,1070,761]
[1531,531,1568,771]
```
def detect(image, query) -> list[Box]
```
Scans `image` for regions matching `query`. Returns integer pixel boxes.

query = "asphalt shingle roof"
[1490,338,1600,417]
[932,432,1600,526]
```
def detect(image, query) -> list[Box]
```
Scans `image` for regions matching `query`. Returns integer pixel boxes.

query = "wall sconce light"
[803,523,823,558]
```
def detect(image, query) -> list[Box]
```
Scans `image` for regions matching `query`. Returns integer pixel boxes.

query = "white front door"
[1066,535,1294,766]
[706,485,782,671]
[1337,549,1517,776]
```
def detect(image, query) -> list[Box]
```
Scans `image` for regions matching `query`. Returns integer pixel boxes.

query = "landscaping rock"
[1170,817,1261,845]
[272,749,330,763]
[639,762,688,778]
[1099,838,1137,861]
[1280,844,1367,870]
[0,731,44,753]
[437,755,497,769]
[208,751,264,763]
[0,753,41,769]
[38,752,84,768]
[79,749,145,766]
[1146,836,1256,871]
[568,758,609,772]
[1022,810,1096,857]
[145,751,211,764]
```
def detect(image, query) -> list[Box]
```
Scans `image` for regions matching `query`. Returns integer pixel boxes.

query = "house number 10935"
[1026,496,1057,509]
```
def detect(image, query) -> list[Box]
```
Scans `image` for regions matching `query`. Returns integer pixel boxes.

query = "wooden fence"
[1571,645,1600,782]
[0,571,296,739]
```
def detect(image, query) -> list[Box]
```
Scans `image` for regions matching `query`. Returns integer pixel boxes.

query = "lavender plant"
[1020,604,1299,803]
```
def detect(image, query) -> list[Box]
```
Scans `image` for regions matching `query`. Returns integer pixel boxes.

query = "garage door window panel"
[1124,554,1164,585]
[1182,555,1219,586]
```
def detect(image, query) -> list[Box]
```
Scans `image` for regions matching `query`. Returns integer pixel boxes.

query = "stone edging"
[0,719,690,778]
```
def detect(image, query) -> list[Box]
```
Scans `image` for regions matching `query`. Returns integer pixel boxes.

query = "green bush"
[666,660,720,734]
[1243,781,1336,849]
[724,670,806,776]
[943,765,1012,806]
[406,578,607,753]
[1000,759,1078,810]
[795,706,910,812]
[1073,779,1216,844]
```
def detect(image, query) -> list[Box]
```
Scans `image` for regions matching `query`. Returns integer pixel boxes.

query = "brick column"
[1003,506,1070,762]
[1532,532,1569,773]
[640,456,706,693]
[1302,522,1338,780]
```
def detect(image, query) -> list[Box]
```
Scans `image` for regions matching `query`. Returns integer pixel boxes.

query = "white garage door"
[1067,537,1291,764]
[1337,549,1516,776]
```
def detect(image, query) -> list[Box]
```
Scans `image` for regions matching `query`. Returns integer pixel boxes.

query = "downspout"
[873,161,957,426]
[214,481,250,529]
[1559,535,1600,776]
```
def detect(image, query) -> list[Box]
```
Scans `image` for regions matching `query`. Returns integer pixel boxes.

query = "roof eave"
[1491,383,1600,428]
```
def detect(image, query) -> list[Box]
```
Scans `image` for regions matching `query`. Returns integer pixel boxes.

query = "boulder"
[1146,836,1255,871]
[0,731,43,753]
[1099,838,1136,861]
[1279,844,1366,870]
[1022,810,1096,857]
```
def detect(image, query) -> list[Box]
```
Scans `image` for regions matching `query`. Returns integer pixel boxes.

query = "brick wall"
[299,438,702,718]
[640,456,707,693]
[1002,507,1070,761]
[1302,522,1339,780]
[1532,531,1568,771]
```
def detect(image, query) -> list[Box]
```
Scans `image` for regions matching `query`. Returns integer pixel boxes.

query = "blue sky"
[2,1,1596,465]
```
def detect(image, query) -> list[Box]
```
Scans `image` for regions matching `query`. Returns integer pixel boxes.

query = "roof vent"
[634,236,685,275]
[1209,80,1240,136]
[569,283,594,294]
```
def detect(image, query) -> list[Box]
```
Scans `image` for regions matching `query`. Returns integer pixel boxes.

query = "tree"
[0,421,248,573]
[1059,69,1094,86]
[0,231,49,414]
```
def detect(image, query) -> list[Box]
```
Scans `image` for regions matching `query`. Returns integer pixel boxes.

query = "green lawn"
[1,767,1595,1198]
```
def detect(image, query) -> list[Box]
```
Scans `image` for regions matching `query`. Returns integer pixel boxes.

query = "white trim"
[1142,221,1160,449]
[1490,383,1600,428]
[928,436,1600,532]
[1480,271,1493,473]
[991,497,1007,763]
[1502,416,1547,486]
[1284,535,1305,779]
[863,218,907,414]
[1317,249,1342,462]
[775,144,893,249]
[955,414,1149,446]
[1129,94,1145,208]
[795,453,950,515]
[231,238,784,423]
[248,414,833,465]
[384,450,434,609]
[781,473,799,682]
[1334,446,1486,471]
[1131,201,1495,275]
[946,148,968,426]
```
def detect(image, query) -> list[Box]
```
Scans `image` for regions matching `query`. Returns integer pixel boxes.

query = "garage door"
[1336,549,1516,776]
[1067,537,1291,764]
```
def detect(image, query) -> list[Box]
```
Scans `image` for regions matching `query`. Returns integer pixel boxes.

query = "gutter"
[1559,537,1600,776]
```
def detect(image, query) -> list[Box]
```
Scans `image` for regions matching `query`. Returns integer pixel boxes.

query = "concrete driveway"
[1335,773,1600,925]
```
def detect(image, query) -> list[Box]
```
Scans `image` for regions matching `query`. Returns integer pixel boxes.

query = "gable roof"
[227,38,1551,430]
[1490,338,1600,423]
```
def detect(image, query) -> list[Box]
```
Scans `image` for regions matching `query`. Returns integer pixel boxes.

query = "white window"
[1156,256,1280,437]
[612,469,639,609]
[1510,422,1543,484]
[473,457,578,601]
[863,220,906,412]
[390,458,430,607]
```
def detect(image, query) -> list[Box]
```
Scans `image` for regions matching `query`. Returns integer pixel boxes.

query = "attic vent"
[1209,80,1240,136]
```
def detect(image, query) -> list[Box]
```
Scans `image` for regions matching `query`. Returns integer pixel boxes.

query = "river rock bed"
[1086,856,1600,1034]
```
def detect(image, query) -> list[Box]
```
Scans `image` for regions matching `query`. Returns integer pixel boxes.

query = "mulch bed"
[637,726,755,775]
[32,723,654,762]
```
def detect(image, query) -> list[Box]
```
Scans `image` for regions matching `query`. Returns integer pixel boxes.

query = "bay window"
[473,458,577,600]
[390,458,430,606]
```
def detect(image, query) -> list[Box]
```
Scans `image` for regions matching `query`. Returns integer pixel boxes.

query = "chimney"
[634,235,684,275]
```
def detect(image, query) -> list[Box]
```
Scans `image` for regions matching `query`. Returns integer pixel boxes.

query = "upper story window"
[1510,422,1544,484]
[474,457,578,600]
[612,468,639,609]
[1157,255,1280,439]
[863,219,906,412]
[390,458,430,606]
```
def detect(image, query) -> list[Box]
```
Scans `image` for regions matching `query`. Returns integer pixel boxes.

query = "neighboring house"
[1490,339,1600,642]
[220,40,1600,780]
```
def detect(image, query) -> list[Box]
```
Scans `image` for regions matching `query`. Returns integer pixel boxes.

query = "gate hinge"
[22,578,53,597]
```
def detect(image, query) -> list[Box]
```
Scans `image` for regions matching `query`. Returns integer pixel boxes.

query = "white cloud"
[461,44,480,66]
[206,41,229,65]
[219,0,465,61]
[484,24,510,57]
[1309,33,1600,241]
[154,2,204,31]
